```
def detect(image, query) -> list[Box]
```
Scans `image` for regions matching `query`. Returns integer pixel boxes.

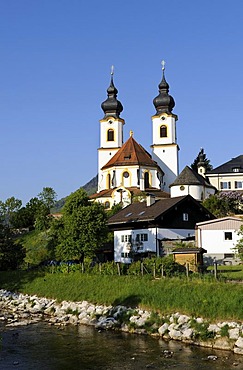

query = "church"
[90,62,180,208]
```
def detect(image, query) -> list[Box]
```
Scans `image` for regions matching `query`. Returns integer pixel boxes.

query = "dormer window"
[232,167,240,172]
[124,155,131,160]
[107,129,114,141]
[160,125,167,138]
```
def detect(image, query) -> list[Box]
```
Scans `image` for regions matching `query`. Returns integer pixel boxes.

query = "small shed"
[172,247,207,272]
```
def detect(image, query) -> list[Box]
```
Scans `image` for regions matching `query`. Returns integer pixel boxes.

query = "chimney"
[146,193,155,207]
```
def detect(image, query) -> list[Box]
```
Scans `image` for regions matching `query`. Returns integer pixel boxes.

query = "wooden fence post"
[141,262,144,276]
[161,264,164,278]
[153,263,156,279]
[186,263,189,279]
[117,262,121,276]
[214,260,218,280]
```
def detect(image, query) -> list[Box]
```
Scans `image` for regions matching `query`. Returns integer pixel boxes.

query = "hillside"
[52,175,98,213]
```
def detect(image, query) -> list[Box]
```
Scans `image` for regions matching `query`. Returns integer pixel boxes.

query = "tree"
[203,192,243,217]
[53,188,108,261]
[0,224,25,270]
[34,187,57,231]
[0,197,22,227]
[38,187,57,211]
[191,148,213,172]
[235,225,243,260]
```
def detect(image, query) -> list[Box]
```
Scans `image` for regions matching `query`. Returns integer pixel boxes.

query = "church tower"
[151,61,179,192]
[98,67,125,192]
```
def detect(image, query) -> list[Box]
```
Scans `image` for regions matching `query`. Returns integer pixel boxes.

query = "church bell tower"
[98,67,125,192]
[151,61,179,192]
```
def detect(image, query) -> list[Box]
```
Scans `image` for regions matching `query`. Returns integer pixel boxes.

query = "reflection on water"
[0,322,243,369]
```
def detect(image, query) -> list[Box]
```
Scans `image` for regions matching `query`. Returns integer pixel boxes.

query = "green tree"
[0,197,22,227]
[34,187,57,231]
[235,225,243,260]
[0,224,25,270]
[191,148,213,172]
[203,192,243,217]
[38,187,57,211]
[54,188,108,261]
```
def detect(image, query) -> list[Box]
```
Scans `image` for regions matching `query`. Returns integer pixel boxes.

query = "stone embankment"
[1,289,243,355]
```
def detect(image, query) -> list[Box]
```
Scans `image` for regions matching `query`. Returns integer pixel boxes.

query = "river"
[0,322,243,369]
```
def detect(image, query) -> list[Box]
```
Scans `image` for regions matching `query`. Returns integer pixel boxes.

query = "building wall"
[114,227,195,263]
[207,173,243,191]
[151,113,179,192]
[98,165,161,193]
[170,184,215,201]
[197,229,239,255]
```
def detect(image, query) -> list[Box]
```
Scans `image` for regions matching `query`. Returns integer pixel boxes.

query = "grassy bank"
[1,270,243,322]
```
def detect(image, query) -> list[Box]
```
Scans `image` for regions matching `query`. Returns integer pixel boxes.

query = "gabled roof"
[89,187,170,199]
[170,166,214,188]
[196,216,243,227]
[207,155,243,174]
[107,195,207,225]
[101,136,162,171]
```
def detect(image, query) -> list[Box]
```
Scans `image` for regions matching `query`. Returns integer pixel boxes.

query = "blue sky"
[0,0,243,204]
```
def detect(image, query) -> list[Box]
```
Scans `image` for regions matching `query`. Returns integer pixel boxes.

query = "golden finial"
[130,130,133,137]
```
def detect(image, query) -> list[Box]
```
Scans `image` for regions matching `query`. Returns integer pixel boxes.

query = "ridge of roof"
[196,216,243,226]
[101,136,161,170]
[107,195,192,225]
[170,166,214,187]
[207,155,243,174]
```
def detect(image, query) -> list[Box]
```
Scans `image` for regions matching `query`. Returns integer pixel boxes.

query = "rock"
[177,315,190,325]
[158,323,169,336]
[213,337,233,350]
[181,328,193,340]
[208,324,220,333]
[207,355,218,360]
[168,329,182,340]
[234,347,243,355]
[229,328,240,340]
[235,337,243,349]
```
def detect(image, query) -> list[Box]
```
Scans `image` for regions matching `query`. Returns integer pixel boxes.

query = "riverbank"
[1,270,243,321]
[1,289,243,356]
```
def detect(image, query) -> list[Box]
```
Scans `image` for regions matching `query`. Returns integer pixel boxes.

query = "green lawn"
[1,270,243,322]
[207,264,243,280]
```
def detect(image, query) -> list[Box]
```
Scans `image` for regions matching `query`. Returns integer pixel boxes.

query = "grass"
[1,270,243,322]
[207,265,243,280]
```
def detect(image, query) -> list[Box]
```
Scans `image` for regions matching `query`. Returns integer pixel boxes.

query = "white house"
[196,217,243,265]
[206,155,243,192]
[108,194,214,264]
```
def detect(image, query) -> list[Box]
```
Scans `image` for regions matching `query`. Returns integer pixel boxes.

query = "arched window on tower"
[144,172,150,188]
[107,129,114,141]
[107,174,111,189]
[160,125,167,138]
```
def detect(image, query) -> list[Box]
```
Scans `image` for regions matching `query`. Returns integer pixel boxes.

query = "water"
[0,322,243,370]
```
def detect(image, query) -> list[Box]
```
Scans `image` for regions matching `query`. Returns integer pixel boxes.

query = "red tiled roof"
[101,136,161,170]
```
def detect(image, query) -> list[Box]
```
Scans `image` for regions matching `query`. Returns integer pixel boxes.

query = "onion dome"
[101,66,123,118]
[153,61,175,114]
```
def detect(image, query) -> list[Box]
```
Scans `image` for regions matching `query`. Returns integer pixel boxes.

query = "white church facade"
[90,63,180,208]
